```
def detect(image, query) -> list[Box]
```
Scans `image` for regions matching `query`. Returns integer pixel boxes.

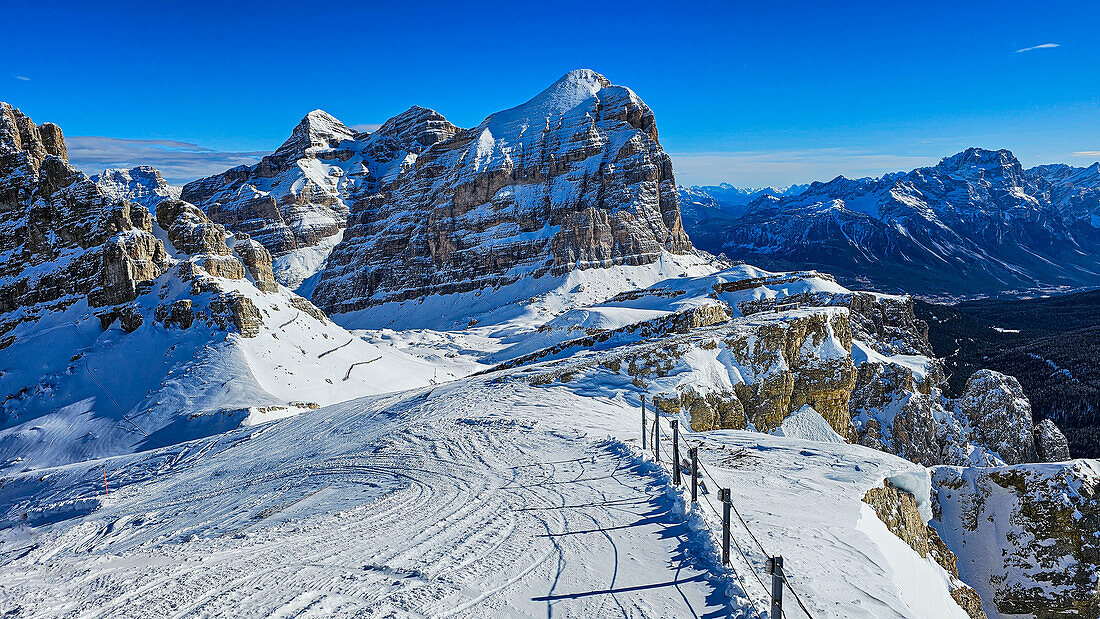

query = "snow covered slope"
[0,105,442,474]
[1,369,974,618]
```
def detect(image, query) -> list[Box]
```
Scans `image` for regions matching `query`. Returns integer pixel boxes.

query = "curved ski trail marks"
[1,383,734,618]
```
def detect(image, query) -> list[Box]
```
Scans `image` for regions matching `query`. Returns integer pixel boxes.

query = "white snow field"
[1,371,968,618]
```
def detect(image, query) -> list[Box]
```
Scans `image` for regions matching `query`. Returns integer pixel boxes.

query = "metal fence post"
[653,414,660,462]
[768,556,784,616]
[671,419,680,485]
[719,488,731,565]
[690,447,698,504]
[641,395,647,451]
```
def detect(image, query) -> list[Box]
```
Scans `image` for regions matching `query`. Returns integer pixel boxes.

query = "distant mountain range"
[680,149,1100,299]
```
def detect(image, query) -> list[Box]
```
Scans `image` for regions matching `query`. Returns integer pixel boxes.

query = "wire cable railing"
[645,398,817,619]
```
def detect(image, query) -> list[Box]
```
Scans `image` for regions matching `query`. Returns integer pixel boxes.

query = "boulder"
[953,370,1036,465]
[1033,418,1071,462]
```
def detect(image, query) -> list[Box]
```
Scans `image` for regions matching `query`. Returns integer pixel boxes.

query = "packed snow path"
[0,382,735,618]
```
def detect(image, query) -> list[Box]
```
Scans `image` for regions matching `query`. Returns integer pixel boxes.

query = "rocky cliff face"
[181,107,460,290]
[0,102,171,336]
[933,461,1100,619]
[92,165,181,211]
[309,70,692,314]
[181,110,360,257]
[682,148,1100,298]
[864,480,987,619]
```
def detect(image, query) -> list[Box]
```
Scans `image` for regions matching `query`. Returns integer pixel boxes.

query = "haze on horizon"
[5,0,1097,187]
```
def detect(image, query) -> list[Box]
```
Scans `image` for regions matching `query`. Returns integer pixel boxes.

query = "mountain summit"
[182,70,693,312]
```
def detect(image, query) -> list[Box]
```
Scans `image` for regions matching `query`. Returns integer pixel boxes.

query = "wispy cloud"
[1072,151,1100,157]
[67,136,267,185]
[14,76,30,81]
[1015,43,1060,53]
[669,148,935,187]
[350,123,382,133]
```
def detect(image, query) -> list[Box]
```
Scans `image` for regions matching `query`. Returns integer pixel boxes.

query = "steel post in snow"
[653,414,659,462]
[690,447,698,503]
[768,556,784,616]
[671,419,680,485]
[719,488,731,565]
[641,395,646,451]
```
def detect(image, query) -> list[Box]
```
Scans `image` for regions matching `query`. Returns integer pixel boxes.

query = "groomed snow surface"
[2,373,969,618]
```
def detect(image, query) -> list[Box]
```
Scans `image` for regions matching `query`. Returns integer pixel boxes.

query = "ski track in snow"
[0,382,734,618]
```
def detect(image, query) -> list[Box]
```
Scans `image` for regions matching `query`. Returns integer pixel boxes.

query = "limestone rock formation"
[933,461,1100,619]
[1033,418,1071,462]
[309,69,693,314]
[955,369,1036,465]
[181,110,360,259]
[0,102,171,334]
[92,165,181,211]
[233,234,277,292]
[182,107,460,289]
[157,199,232,256]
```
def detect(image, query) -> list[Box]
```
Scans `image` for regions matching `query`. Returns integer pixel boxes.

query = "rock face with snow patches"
[181,107,460,289]
[92,165,181,211]
[0,102,171,335]
[681,148,1100,298]
[933,461,1100,619]
[306,70,692,313]
[0,104,440,472]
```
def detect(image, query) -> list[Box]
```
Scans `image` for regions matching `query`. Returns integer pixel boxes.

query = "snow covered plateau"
[2,72,1098,619]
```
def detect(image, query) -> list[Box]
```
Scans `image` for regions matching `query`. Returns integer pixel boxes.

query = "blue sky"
[5,1,1098,186]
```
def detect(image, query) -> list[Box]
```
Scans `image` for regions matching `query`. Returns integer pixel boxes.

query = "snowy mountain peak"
[274,108,357,158]
[366,105,458,152]
[92,165,182,211]
[487,69,613,131]
[933,147,1025,183]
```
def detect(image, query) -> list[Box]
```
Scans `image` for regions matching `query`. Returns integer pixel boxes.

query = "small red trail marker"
[103,467,108,497]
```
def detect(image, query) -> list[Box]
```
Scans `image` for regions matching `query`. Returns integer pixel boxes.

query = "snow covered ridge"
[181,70,694,309]
[681,147,1100,298]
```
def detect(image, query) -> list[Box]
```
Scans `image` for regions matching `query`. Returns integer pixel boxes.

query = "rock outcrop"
[308,69,693,314]
[863,480,987,619]
[232,234,277,292]
[0,102,171,334]
[933,461,1100,619]
[954,369,1036,465]
[1034,418,1071,461]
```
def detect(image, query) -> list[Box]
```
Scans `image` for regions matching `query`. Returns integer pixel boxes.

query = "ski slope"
[1,371,967,618]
